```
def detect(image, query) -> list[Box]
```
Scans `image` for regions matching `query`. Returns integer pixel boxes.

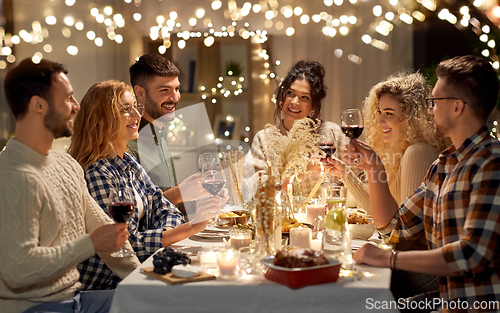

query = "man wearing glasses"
[346,55,500,311]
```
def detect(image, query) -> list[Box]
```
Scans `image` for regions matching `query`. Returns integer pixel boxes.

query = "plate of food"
[281,216,314,237]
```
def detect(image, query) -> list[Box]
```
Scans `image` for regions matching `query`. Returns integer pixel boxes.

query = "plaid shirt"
[379,126,500,311]
[78,153,184,290]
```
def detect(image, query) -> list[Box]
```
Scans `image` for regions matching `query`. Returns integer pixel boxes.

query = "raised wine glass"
[108,186,135,258]
[317,128,337,162]
[340,109,364,140]
[198,153,219,171]
[200,159,226,198]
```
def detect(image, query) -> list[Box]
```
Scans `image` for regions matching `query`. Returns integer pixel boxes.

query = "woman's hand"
[325,156,346,178]
[343,139,382,171]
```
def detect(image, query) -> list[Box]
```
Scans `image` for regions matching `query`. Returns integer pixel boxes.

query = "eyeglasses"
[119,103,145,117]
[425,97,461,109]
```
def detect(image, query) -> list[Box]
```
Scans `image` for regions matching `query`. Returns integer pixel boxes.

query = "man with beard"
[0,58,139,313]
[128,54,212,217]
[345,55,500,312]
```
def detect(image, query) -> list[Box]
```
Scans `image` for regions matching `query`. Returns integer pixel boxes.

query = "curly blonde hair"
[363,72,449,192]
[69,80,132,169]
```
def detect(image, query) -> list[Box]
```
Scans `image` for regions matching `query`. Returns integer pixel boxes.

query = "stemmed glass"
[108,186,135,257]
[198,153,219,171]
[317,128,337,162]
[340,109,364,141]
[200,158,226,198]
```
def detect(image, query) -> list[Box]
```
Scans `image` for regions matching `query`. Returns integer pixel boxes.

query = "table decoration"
[229,229,252,250]
[217,249,240,279]
[221,150,244,204]
[289,227,312,249]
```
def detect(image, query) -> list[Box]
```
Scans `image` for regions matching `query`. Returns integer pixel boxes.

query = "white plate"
[194,229,230,239]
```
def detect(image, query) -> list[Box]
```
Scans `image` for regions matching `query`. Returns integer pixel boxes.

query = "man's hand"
[177,172,209,202]
[190,197,222,226]
[89,224,129,252]
[326,156,347,178]
[353,243,392,268]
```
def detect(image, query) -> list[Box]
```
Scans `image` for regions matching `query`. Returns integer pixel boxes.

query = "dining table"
[109,219,398,313]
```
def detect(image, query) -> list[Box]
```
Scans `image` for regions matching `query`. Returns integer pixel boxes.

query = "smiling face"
[281,79,313,130]
[377,94,404,143]
[115,90,140,150]
[43,72,80,139]
[142,75,180,123]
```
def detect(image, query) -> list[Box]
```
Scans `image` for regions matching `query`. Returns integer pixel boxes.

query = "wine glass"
[198,153,219,171]
[200,159,226,198]
[340,109,364,140]
[317,128,337,162]
[200,158,227,226]
[108,186,135,258]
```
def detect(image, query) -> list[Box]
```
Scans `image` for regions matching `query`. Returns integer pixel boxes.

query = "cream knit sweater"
[343,142,440,214]
[0,139,139,313]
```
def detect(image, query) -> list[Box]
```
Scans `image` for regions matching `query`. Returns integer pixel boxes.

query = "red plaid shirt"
[379,126,500,312]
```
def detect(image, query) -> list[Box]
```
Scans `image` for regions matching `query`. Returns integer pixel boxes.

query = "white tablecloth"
[110,233,398,313]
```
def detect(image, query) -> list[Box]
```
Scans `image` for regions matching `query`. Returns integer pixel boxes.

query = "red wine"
[341,126,364,139]
[202,180,226,196]
[318,143,336,159]
[108,202,134,223]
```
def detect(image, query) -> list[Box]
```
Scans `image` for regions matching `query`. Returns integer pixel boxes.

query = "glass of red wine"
[317,128,337,162]
[340,109,364,140]
[200,159,226,198]
[108,186,135,258]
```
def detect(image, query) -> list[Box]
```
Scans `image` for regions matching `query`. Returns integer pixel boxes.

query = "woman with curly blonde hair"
[333,72,448,213]
[69,80,222,291]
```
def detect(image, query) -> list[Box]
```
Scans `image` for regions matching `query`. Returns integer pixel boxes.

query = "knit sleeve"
[399,143,439,205]
[342,167,372,214]
[0,172,95,288]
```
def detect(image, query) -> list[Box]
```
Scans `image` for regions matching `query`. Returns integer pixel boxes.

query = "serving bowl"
[219,210,250,226]
[260,257,340,289]
[348,221,375,240]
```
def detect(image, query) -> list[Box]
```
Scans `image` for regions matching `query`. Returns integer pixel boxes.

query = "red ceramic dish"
[260,257,341,289]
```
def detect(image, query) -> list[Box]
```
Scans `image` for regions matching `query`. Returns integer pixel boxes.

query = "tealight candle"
[217,250,240,279]
[229,229,252,250]
[306,204,326,224]
[311,239,322,251]
[198,250,218,271]
[289,227,312,249]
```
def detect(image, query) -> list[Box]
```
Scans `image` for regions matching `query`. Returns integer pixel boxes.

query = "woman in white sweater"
[331,72,449,299]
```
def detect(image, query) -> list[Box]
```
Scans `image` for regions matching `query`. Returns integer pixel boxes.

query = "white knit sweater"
[0,139,139,313]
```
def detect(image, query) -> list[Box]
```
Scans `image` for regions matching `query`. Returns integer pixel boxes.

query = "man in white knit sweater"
[0,59,140,313]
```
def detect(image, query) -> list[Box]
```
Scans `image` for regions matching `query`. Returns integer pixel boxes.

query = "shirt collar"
[440,125,491,162]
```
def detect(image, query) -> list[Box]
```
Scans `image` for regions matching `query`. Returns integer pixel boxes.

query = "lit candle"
[306,204,326,224]
[229,229,252,250]
[217,250,240,279]
[289,227,312,249]
[311,239,322,251]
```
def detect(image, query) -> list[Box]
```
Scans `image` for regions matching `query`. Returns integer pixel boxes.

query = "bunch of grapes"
[153,247,191,275]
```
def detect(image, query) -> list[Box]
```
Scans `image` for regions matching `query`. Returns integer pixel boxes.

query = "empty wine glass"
[108,186,135,258]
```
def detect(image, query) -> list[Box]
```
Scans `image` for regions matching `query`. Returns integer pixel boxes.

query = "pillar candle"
[289,227,312,249]
[305,204,326,224]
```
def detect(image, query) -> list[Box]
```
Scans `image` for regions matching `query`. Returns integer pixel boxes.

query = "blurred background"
[1,0,499,154]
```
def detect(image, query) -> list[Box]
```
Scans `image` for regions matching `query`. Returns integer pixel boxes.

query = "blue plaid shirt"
[78,153,184,290]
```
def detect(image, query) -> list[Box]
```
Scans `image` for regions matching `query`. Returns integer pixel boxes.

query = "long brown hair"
[69,80,132,169]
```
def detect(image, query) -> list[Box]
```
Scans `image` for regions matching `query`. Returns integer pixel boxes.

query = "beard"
[43,101,73,139]
[143,91,176,123]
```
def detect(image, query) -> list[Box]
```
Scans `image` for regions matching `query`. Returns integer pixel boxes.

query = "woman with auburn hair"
[69,80,222,290]
[330,71,449,300]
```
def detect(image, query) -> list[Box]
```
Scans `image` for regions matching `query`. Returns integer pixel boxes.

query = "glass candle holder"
[216,249,240,279]
[229,229,253,250]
